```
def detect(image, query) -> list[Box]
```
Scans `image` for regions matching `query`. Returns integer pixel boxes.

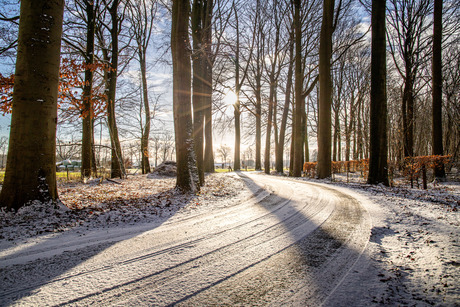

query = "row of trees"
[178,0,458,189]
[0,0,458,210]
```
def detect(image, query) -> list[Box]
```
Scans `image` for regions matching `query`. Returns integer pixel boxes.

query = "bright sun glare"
[224,90,237,106]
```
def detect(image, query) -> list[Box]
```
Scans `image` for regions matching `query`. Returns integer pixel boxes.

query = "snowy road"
[0,173,371,306]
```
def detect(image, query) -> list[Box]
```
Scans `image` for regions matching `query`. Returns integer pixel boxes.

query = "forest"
[1,1,460,305]
[0,0,459,210]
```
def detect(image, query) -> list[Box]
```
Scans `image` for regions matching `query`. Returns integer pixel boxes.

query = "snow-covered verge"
[294,175,460,306]
[0,173,244,243]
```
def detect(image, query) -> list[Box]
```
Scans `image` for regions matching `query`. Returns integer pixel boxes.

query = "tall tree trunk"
[0,0,64,211]
[292,0,303,177]
[357,96,363,159]
[107,0,125,179]
[402,73,414,157]
[337,128,341,161]
[192,0,205,184]
[264,2,281,174]
[304,110,309,162]
[91,131,98,175]
[81,0,96,180]
[264,77,275,174]
[432,0,445,180]
[289,131,294,175]
[317,0,334,178]
[140,51,151,174]
[234,97,241,171]
[233,6,241,171]
[368,0,389,186]
[333,110,339,161]
[203,0,214,173]
[255,65,262,171]
[275,38,293,173]
[172,0,199,192]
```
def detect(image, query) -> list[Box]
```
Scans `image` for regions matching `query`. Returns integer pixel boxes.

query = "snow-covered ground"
[0,173,244,242]
[298,175,460,306]
[0,172,459,306]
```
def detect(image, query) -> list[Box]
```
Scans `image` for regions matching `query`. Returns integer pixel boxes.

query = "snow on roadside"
[295,175,460,306]
[0,173,244,244]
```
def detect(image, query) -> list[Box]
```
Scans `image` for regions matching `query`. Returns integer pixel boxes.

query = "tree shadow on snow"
[165,172,378,306]
[0,185,196,306]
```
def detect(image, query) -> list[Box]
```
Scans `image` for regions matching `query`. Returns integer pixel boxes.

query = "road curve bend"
[0,172,371,306]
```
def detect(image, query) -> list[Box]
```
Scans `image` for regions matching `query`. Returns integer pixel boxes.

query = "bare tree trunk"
[333,110,339,161]
[275,38,293,173]
[432,0,445,180]
[203,0,214,173]
[192,0,212,184]
[292,0,303,177]
[264,77,275,174]
[304,111,309,162]
[253,3,263,171]
[140,52,151,174]
[357,96,363,159]
[317,0,334,179]
[255,76,262,170]
[233,5,241,171]
[172,0,200,192]
[192,0,204,184]
[234,96,241,171]
[0,0,64,211]
[368,0,389,186]
[81,0,96,180]
[107,0,125,179]
[402,74,414,157]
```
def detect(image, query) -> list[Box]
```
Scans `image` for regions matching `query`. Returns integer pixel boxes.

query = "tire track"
[2,174,370,306]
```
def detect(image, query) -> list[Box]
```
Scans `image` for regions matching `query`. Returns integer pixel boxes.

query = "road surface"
[0,172,371,306]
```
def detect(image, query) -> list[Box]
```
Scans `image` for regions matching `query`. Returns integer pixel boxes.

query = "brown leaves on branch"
[404,155,451,188]
[0,73,14,114]
[0,58,110,117]
[58,58,110,118]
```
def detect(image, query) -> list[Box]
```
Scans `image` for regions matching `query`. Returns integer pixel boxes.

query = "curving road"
[0,172,371,306]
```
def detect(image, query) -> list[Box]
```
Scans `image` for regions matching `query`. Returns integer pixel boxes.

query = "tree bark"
[292,0,303,177]
[432,0,445,180]
[264,74,276,174]
[255,63,262,171]
[233,5,241,171]
[172,0,200,192]
[275,37,293,173]
[107,0,125,179]
[317,0,334,179]
[367,0,389,186]
[304,110,309,162]
[140,51,151,174]
[0,0,64,211]
[402,72,414,157]
[192,0,209,185]
[203,0,214,173]
[81,0,96,180]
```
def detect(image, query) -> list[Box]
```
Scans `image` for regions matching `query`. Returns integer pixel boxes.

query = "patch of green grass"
[56,171,81,182]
